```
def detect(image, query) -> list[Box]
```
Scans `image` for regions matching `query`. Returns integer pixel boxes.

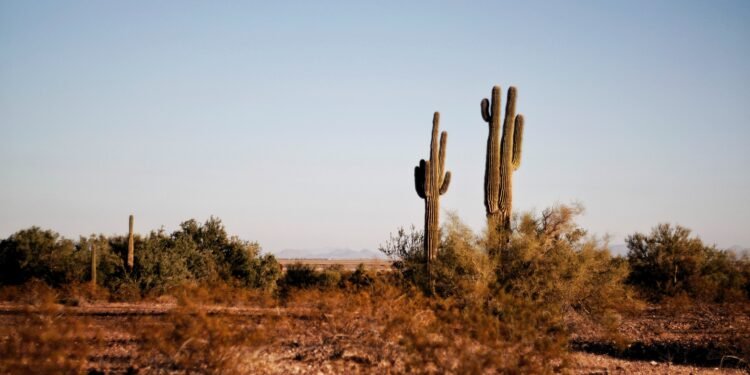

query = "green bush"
[132,229,193,295]
[250,254,282,291]
[432,212,493,298]
[626,223,749,301]
[0,227,79,286]
[0,217,281,296]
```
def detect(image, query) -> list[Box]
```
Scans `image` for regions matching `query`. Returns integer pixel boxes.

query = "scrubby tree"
[626,223,748,301]
[626,224,704,297]
[0,217,281,295]
[0,227,78,286]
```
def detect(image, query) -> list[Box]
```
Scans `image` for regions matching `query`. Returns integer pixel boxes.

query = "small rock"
[650,360,658,366]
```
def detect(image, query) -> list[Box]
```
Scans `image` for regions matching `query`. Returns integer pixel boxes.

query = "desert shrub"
[347,263,374,289]
[432,213,493,299]
[249,253,282,291]
[281,263,320,289]
[494,204,632,318]
[222,240,281,290]
[626,223,748,301]
[280,263,344,291]
[379,225,427,287]
[319,265,344,288]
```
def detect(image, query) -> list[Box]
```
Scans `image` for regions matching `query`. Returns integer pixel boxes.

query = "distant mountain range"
[270,244,748,260]
[271,248,387,260]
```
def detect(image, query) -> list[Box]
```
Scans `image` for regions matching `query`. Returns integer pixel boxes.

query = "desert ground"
[0,264,747,374]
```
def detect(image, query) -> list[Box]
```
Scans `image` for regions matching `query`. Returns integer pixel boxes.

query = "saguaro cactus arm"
[439,171,451,194]
[415,161,426,199]
[481,99,491,122]
[512,115,524,169]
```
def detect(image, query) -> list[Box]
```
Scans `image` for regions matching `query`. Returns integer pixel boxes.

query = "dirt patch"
[569,302,750,371]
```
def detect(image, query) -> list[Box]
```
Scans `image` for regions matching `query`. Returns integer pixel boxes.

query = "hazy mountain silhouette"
[272,248,386,260]
[728,245,750,255]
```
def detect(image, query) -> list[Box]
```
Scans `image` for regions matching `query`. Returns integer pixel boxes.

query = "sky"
[1,1,749,254]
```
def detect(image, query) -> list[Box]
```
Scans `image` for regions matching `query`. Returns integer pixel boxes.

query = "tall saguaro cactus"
[127,215,134,271]
[481,85,524,237]
[414,112,451,283]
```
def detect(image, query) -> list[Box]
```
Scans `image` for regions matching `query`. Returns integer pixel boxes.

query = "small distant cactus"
[90,243,97,288]
[414,112,451,288]
[481,85,524,237]
[127,215,134,271]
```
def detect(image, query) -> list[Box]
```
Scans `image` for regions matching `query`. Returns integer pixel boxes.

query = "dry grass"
[0,281,569,374]
[0,284,102,374]
[0,279,747,374]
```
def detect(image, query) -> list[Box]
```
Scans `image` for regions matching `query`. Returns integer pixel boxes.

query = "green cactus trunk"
[481,86,524,243]
[127,215,134,271]
[90,243,97,288]
[414,112,451,291]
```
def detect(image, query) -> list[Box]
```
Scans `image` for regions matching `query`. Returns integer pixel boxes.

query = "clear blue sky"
[1,1,749,253]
